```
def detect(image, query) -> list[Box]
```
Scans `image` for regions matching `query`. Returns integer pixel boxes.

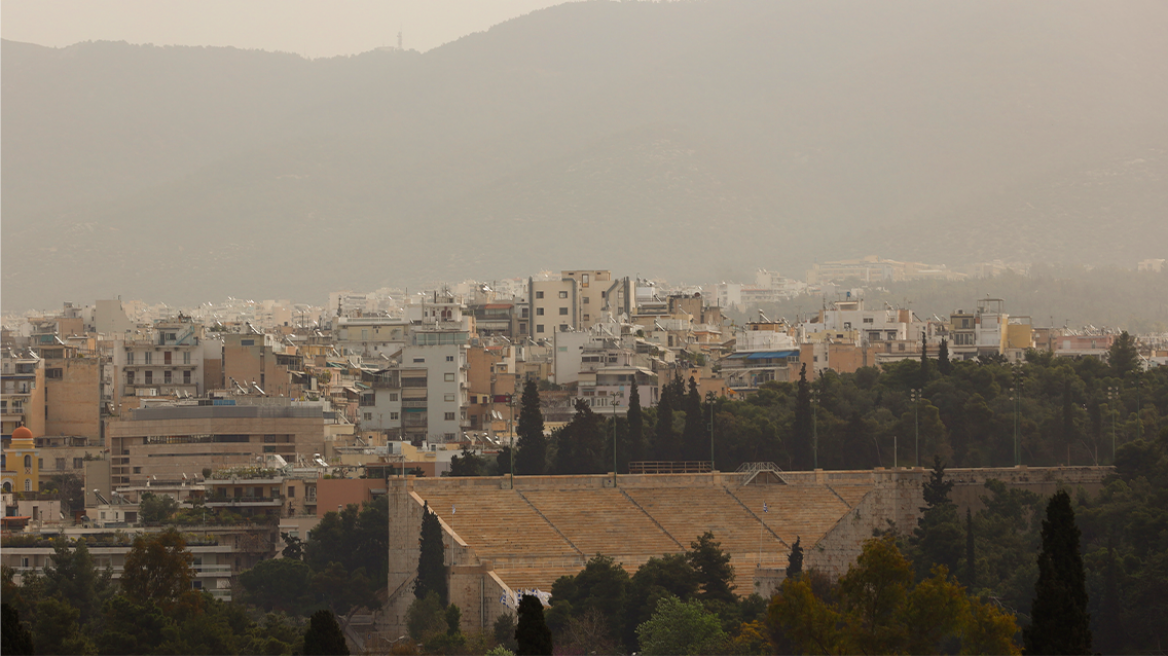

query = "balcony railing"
[205,495,284,507]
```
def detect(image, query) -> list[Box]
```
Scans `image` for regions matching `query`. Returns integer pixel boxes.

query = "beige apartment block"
[105,402,328,490]
[222,332,302,398]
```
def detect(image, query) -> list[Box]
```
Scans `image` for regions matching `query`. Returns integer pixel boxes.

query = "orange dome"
[11,426,33,440]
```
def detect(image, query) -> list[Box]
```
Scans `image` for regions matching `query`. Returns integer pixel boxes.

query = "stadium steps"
[521,487,681,558]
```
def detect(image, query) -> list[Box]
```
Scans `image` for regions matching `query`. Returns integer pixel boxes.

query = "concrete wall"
[45,357,102,439]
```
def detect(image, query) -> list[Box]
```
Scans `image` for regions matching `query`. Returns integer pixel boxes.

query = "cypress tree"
[792,364,813,470]
[302,609,350,655]
[785,537,803,581]
[627,381,645,462]
[1023,490,1092,655]
[415,502,448,606]
[653,386,678,460]
[682,377,706,461]
[515,594,553,656]
[515,379,547,475]
[938,338,952,376]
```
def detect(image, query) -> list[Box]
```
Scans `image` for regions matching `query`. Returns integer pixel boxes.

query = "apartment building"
[334,316,410,357]
[30,333,103,440]
[222,331,301,397]
[2,351,45,440]
[105,399,329,490]
[112,319,217,409]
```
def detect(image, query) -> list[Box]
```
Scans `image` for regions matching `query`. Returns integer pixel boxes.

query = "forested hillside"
[4,0,1167,310]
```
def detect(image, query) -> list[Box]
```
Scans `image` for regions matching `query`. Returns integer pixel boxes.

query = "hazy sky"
[0,0,567,57]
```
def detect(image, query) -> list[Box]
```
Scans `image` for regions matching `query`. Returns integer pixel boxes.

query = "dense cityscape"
[3,259,1167,654]
[3,0,1167,653]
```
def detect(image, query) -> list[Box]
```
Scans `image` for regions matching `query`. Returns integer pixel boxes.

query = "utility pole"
[811,388,820,470]
[1107,385,1119,464]
[707,391,716,471]
[1011,366,1023,467]
[910,388,921,467]
[509,393,515,489]
[612,392,621,488]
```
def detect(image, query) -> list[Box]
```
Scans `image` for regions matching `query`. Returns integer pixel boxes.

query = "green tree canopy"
[636,595,727,656]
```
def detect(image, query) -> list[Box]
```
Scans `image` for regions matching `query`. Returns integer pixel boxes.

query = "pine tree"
[1108,331,1140,379]
[688,532,736,604]
[792,364,813,470]
[653,386,678,460]
[302,609,350,655]
[938,338,952,376]
[515,594,553,656]
[415,502,448,606]
[785,537,803,581]
[515,379,547,475]
[1094,546,1124,654]
[627,382,645,462]
[1,603,34,656]
[682,377,706,461]
[1023,490,1092,655]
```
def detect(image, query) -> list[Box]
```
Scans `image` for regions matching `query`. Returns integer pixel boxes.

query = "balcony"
[194,564,232,577]
[401,400,427,408]
[205,495,284,507]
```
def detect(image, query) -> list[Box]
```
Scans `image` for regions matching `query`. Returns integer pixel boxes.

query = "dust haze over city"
[2,0,1165,322]
[6,3,1168,655]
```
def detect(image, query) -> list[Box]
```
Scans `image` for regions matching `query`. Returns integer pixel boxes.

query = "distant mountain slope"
[3,0,1166,310]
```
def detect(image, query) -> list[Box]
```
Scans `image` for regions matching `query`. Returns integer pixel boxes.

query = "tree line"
[453,333,1161,478]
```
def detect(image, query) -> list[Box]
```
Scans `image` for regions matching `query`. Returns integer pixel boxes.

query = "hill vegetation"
[4,0,1167,310]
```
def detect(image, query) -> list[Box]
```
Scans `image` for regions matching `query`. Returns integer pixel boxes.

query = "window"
[389,393,398,401]
[133,466,141,474]
[183,352,191,364]
[24,455,32,468]
[73,458,83,469]
[55,458,66,470]
[390,412,399,420]
[536,307,544,316]
[535,291,544,299]
[446,355,454,362]
[126,371,134,385]
[414,358,425,363]
[363,412,373,420]
[164,370,172,384]
[536,324,545,333]
[144,371,153,384]
[287,486,295,498]
[560,324,569,332]
[558,291,568,299]
[144,352,152,365]
[183,370,191,384]
[445,412,456,421]
[444,373,455,382]
[444,393,455,402]
[241,339,255,346]
[582,273,590,287]
[126,352,134,365]
[583,296,590,304]
[25,480,32,492]
[863,317,874,323]
[164,351,172,365]
[559,307,568,315]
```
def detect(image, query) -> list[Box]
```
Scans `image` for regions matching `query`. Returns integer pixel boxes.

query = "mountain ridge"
[3,0,1166,310]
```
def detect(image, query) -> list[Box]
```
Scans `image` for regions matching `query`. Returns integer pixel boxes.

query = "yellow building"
[2,426,40,494]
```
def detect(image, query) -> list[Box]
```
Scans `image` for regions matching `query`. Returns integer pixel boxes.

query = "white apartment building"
[112,319,215,403]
